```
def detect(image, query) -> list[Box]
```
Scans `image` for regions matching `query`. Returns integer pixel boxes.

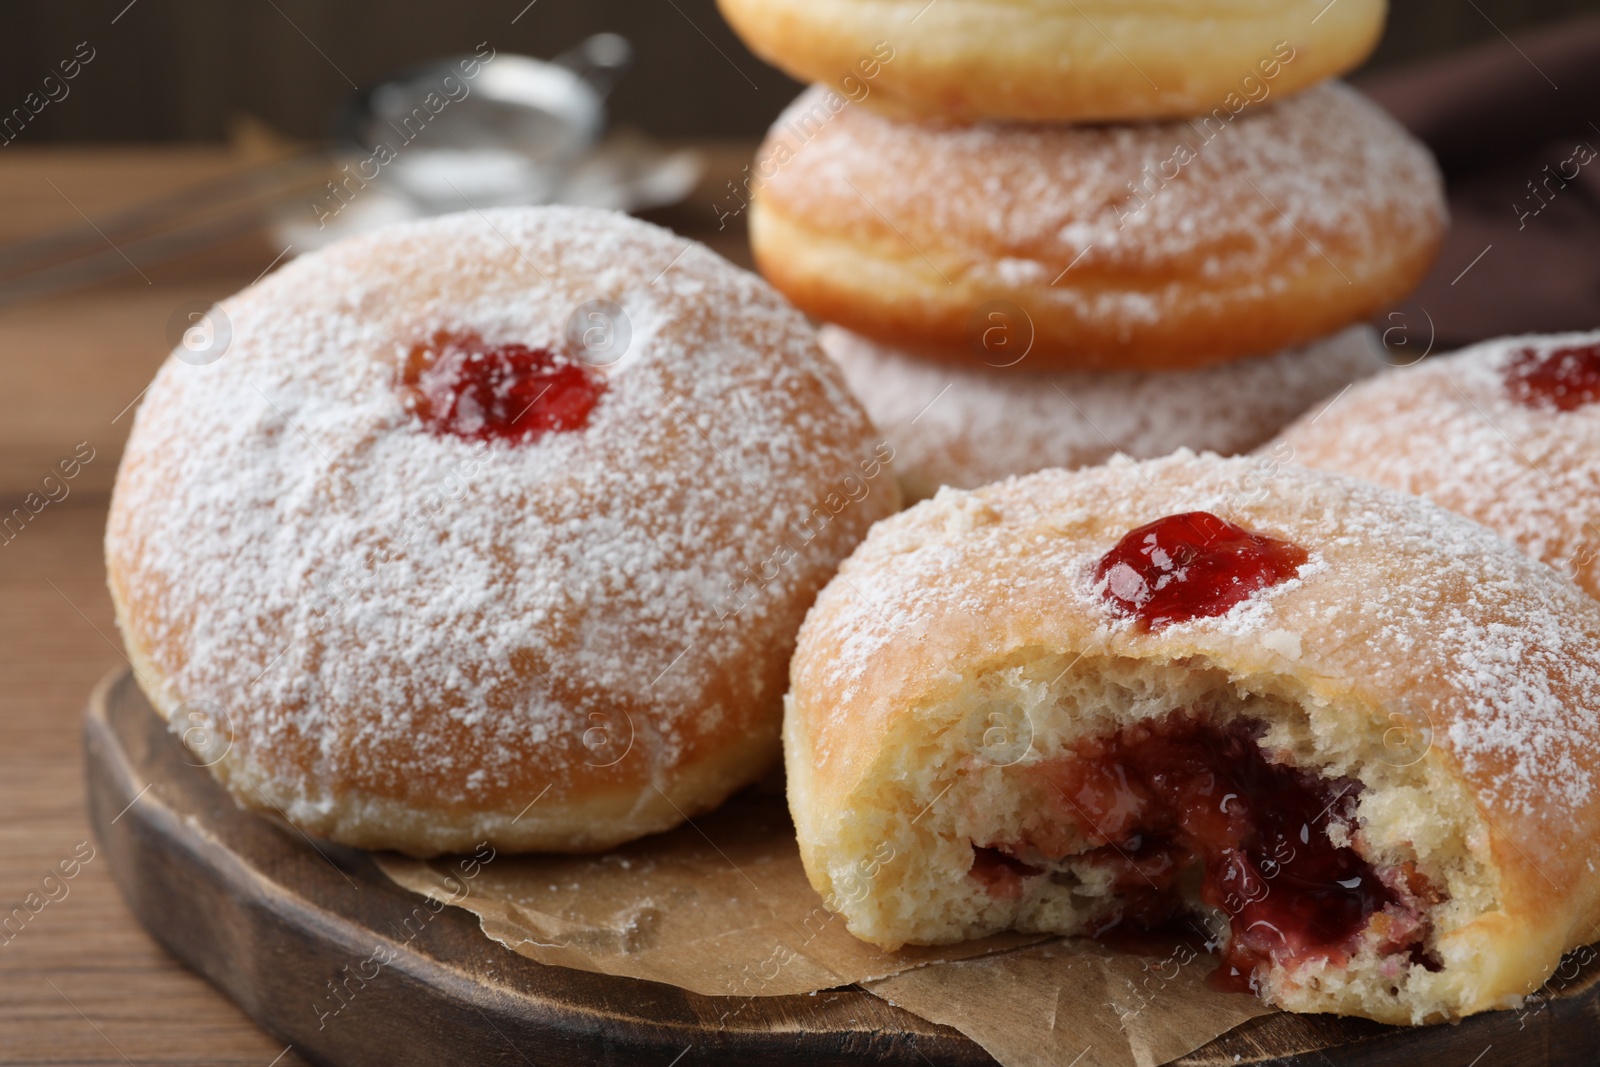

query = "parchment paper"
[376,787,1041,998]
[375,787,1272,1065]
[868,938,1272,1067]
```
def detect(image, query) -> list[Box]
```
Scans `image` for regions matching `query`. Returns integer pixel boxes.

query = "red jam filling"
[1094,512,1308,631]
[401,331,606,442]
[968,846,1043,901]
[969,713,1436,991]
[1504,342,1600,411]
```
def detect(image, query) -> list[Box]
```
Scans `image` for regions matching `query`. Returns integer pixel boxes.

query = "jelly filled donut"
[751,83,1445,372]
[786,452,1600,1023]
[106,206,900,856]
[824,324,1384,501]
[1278,330,1600,600]
[717,0,1385,123]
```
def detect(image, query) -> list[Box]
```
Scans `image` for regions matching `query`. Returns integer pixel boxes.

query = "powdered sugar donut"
[752,83,1445,371]
[786,452,1600,1023]
[718,0,1384,122]
[1277,331,1600,600]
[825,324,1384,501]
[106,206,899,856]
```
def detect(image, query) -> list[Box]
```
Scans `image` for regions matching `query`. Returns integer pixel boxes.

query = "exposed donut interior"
[820,509,1487,1019]
[966,709,1442,992]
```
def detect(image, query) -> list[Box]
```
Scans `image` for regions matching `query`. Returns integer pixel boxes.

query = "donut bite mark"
[785,453,1600,1022]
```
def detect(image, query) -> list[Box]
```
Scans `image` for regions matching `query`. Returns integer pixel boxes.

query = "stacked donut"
[719,0,1447,500]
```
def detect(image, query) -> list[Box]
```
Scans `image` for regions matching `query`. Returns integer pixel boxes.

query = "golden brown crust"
[105,206,900,856]
[751,83,1445,371]
[718,0,1385,123]
[1276,331,1600,601]
[786,453,1600,1020]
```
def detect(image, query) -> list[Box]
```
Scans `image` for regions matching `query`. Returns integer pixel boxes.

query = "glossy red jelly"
[1504,342,1600,411]
[969,846,1042,901]
[1027,713,1430,991]
[401,332,606,442]
[1095,512,1308,630]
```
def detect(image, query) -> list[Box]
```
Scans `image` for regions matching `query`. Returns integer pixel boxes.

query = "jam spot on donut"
[1095,512,1308,630]
[1504,342,1600,411]
[401,331,606,442]
[968,846,1042,900]
[1018,713,1434,991]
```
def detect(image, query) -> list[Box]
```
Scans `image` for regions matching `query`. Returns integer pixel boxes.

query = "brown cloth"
[1356,17,1600,349]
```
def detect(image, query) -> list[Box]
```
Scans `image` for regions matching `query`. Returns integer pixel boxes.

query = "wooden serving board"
[85,668,1600,1066]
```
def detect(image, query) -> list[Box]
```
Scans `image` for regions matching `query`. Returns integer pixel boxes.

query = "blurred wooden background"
[2,0,1598,144]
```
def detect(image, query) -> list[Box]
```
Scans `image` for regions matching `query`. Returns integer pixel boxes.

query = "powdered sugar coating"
[106,206,898,853]
[1279,331,1600,602]
[793,453,1600,829]
[768,81,1438,287]
[824,324,1383,500]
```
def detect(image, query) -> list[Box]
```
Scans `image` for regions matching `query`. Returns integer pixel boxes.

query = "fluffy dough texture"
[824,324,1385,501]
[786,452,1600,1023]
[106,206,900,857]
[751,82,1445,371]
[717,0,1385,122]
[1276,331,1600,601]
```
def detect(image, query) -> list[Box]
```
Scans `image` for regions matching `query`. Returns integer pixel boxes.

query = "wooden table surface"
[0,143,753,1067]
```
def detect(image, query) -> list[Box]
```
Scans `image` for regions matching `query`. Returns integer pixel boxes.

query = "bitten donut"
[824,324,1384,501]
[106,206,899,857]
[786,452,1600,1023]
[1277,331,1600,600]
[717,0,1384,123]
[751,83,1445,372]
